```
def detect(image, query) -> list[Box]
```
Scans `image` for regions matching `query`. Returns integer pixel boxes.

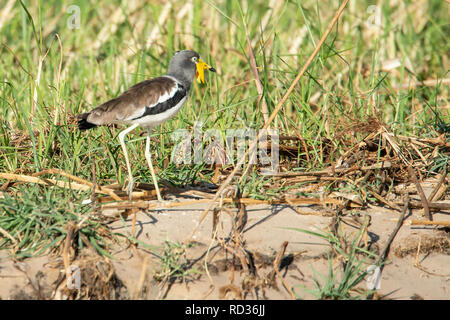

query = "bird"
[77,50,216,201]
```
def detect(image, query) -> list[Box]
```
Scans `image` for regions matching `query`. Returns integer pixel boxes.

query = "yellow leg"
[118,123,139,200]
[145,128,163,202]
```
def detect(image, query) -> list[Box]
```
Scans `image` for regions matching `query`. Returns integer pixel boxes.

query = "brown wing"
[84,76,178,125]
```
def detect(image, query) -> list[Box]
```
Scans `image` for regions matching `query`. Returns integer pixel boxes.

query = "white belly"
[128,96,187,129]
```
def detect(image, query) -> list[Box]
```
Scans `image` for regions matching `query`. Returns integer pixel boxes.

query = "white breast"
[134,96,188,129]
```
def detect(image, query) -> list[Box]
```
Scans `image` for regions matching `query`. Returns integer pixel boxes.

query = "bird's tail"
[77,112,98,130]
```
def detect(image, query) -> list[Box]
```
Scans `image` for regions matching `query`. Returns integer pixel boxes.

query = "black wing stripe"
[132,84,187,120]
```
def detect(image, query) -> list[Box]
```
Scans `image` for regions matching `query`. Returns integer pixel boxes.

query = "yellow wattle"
[196,61,206,84]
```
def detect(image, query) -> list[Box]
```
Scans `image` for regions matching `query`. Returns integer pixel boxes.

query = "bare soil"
[1,200,448,300]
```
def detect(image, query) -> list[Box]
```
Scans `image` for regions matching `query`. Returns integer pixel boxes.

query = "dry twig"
[375,194,409,266]
[0,170,121,201]
[407,166,431,220]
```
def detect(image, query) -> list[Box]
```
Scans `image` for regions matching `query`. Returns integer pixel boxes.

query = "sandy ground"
[0,200,449,300]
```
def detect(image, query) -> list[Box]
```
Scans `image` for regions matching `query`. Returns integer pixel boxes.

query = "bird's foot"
[149,194,170,209]
[126,177,135,200]
[154,187,167,205]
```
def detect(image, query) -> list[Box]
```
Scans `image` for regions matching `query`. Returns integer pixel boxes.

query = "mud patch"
[54,248,130,300]
[394,230,450,258]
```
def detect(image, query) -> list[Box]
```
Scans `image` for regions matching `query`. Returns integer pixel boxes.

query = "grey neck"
[167,71,193,90]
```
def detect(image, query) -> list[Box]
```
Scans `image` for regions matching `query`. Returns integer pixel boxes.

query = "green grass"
[153,240,200,284]
[296,251,373,300]
[0,0,448,259]
[0,186,111,258]
[287,215,378,299]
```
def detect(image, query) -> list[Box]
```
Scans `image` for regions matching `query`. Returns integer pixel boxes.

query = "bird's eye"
[192,57,198,63]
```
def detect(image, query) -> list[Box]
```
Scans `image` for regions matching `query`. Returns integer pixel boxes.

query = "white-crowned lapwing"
[78,50,215,201]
